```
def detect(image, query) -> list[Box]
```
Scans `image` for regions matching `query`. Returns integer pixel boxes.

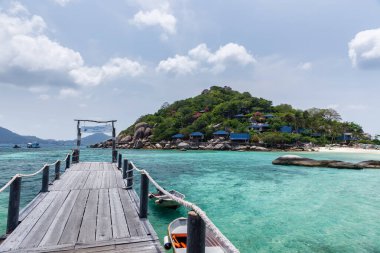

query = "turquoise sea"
[0,145,379,252]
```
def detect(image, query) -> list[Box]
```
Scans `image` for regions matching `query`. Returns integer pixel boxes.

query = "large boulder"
[178,142,190,149]
[250,146,269,151]
[120,135,132,143]
[155,143,163,149]
[356,160,380,168]
[133,127,145,140]
[134,122,149,131]
[144,127,152,137]
[133,140,144,149]
[213,143,226,150]
[272,155,364,170]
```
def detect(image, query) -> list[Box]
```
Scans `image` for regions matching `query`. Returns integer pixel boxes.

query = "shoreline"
[317,147,380,155]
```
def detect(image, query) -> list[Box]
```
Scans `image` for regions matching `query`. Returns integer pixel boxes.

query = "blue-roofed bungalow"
[264,114,274,119]
[230,133,250,143]
[190,132,204,141]
[213,130,229,138]
[250,123,270,132]
[280,126,293,133]
[337,133,353,142]
[172,133,185,139]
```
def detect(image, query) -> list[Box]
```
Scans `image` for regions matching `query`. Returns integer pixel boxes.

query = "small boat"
[165,217,225,252]
[27,142,40,148]
[13,145,21,149]
[148,189,185,209]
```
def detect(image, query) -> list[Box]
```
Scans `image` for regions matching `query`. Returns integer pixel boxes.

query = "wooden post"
[6,177,21,234]
[187,211,206,253]
[72,149,80,164]
[118,153,122,169]
[139,172,149,218]
[55,161,61,180]
[122,159,128,179]
[41,165,49,192]
[112,122,116,162]
[112,150,118,163]
[126,162,133,189]
[76,120,81,148]
[65,154,71,169]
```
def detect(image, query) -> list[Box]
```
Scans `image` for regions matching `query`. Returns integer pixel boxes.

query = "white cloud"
[131,9,176,34]
[156,55,198,75]
[59,88,80,98]
[53,0,72,7]
[349,28,380,69]
[157,43,255,74]
[129,0,176,36]
[38,94,50,100]
[69,57,144,86]
[0,2,144,88]
[298,62,312,70]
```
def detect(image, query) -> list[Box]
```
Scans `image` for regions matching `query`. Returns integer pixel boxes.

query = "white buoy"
[164,236,172,250]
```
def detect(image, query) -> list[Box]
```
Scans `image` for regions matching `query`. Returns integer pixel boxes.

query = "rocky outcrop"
[177,142,190,149]
[272,155,380,170]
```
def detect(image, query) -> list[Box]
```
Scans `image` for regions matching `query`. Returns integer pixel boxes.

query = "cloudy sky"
[0,0,380,139]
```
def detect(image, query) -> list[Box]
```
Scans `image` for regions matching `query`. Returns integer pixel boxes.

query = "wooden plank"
[93,171,104,189]
[109,168,117,189]
[118,188,145,237]
[18,192,48,222]
[77,189,99,243]
[74,171,91,190]
[39,190,80,246]
[0,191,59,251]
[109,188,130,239]
[96,189,112,241]
[114,167,125,188]
[19,191,70,248]
[59,189,90,245]
[84,170,97,189]
[101,171,111,189]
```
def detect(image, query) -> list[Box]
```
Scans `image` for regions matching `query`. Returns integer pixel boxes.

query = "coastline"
[318,147,380,155]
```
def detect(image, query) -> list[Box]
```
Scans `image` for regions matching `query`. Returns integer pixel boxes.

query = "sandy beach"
[318,147,380,155]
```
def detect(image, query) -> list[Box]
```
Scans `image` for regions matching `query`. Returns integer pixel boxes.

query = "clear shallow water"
[0,146,380,252]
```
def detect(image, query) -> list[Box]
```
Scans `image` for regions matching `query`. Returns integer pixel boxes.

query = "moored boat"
[148,189,185,209]
[165,217,225,252]
[27,142,40,148]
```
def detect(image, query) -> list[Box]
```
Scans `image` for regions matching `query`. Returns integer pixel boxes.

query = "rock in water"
[272,155,365,170]
[177,142,190,149]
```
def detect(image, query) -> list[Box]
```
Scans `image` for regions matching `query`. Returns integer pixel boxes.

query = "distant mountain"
[0,127,45,144]
[80,133,111,145]
[0,126,111,145]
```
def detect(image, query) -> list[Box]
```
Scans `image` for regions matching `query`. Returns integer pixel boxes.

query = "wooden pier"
[0,161,164,253]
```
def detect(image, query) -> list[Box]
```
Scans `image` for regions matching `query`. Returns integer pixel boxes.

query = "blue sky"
[0,0,380,139]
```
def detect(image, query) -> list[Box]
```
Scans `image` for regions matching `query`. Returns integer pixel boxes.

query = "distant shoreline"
[318,147,380,155]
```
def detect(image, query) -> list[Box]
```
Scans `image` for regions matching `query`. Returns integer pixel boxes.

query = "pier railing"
[117,153,240,253]
[0,152,72,234]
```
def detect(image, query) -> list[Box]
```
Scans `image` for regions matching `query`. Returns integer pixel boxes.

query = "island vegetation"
[117,86,371,149]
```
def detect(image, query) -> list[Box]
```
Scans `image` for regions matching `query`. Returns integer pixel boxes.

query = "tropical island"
[92,86,379,151]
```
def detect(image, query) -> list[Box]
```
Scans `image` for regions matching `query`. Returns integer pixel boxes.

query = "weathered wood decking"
[0,162,164,252]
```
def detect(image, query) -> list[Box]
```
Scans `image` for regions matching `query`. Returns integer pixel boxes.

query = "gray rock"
[155,143,163,149]
[134,140,144,149]
[356,160,380,168]
[164,144,171,149]
[144,127,152,137]
[250,146,269,151]
[177,142,190,149]
[272,155,364,170]
[134,122,149,131]
[213,143,226,150]
[133,127,145,140]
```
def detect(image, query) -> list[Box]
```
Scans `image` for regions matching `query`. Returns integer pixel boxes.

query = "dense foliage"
[119,86,367,144]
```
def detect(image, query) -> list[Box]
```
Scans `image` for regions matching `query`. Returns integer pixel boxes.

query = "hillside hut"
[190,132,204,142]
[172,133,185,140]
[213,130,229,139]
[280,126,293,133]
[250,123,271,132]
[230,133,250,144]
